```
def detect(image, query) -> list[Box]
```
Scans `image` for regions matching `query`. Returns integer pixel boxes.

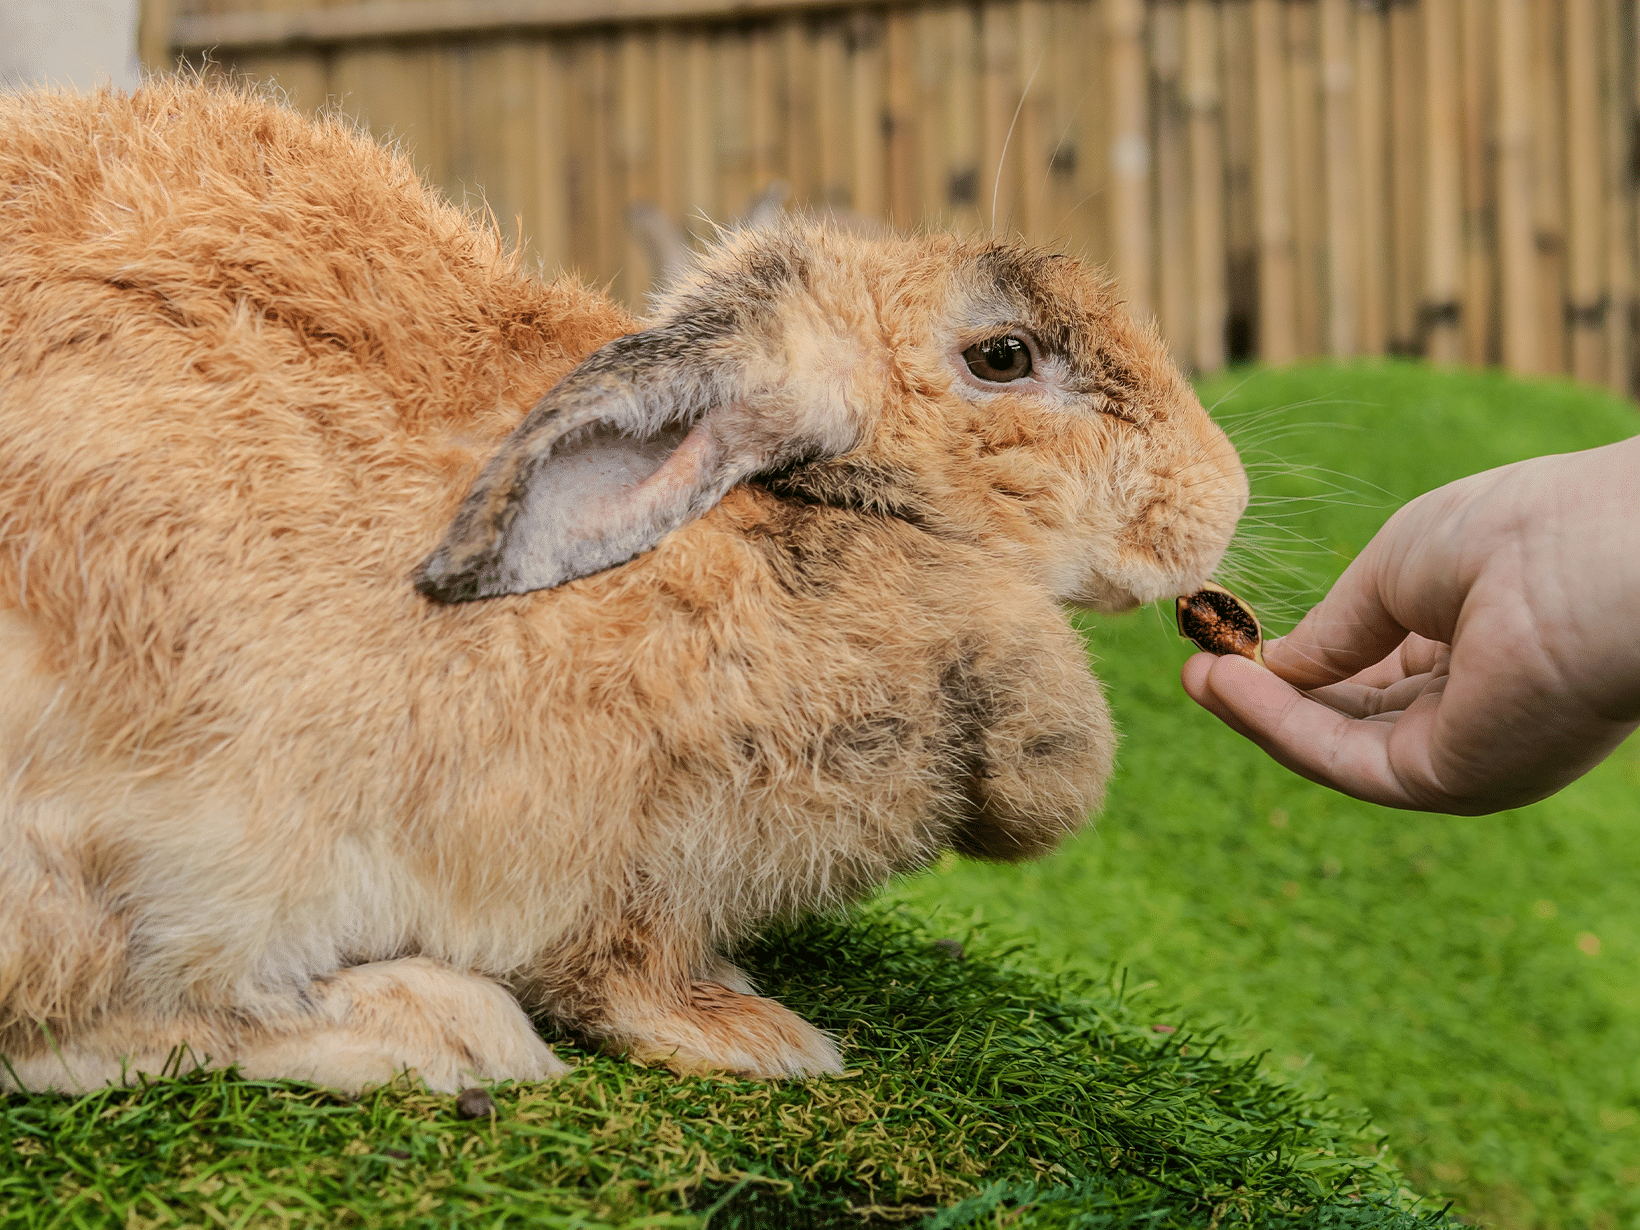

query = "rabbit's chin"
[1060,572,1181,615]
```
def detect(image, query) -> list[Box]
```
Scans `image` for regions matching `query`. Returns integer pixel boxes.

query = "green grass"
[2,910,1443,1229]
[3,903,1459,1229]
[888,360,1640,1229]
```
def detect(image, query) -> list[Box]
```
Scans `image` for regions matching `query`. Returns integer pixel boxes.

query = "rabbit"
[0,79,1247,1095]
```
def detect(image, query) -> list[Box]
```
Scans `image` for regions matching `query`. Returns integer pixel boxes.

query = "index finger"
[1261,553,1411,690]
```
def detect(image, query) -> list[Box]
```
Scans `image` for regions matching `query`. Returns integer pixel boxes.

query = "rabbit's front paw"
[235,957,569,1094]
[606,981,843,1080]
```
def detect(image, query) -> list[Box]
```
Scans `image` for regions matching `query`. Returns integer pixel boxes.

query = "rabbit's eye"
[963,336,1033,383]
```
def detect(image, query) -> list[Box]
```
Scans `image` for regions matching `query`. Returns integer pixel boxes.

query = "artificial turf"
[0,907,1444,1228]
[889,360,1640,1229]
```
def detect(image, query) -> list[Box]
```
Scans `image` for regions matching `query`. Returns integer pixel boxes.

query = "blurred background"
[6,0,1624,394]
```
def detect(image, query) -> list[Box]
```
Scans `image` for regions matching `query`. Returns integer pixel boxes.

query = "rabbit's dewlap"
[0,83,1244,1094]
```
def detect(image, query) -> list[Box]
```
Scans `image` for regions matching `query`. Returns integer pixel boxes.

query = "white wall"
[1,0,142,93]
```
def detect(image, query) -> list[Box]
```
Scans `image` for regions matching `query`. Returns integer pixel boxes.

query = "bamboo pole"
[1353,0,1389,355]
[475,39,537,250]
[532,42,570,275]
[618,30,655,304]
[138,0,176,75]
[718,35,754,221]
[1630,0,1640,393]
[581,41,620,284]
[1318,0,1356,357]
[1421,0,1464,364]
[816,18,848,208]
[1068,0,1113,264]
[1565,0,1606,384]
[885,8,919,227]
[1626,0,1640,391]
[1530,0,1567,372]
[1017,0,1051,242]
[1183,0,1226,372]
[781,17,817,205]
[914,6,948,229]
[1495,0,1538,373]
[980,1,1020,235]
[1459,0,1495,365]
[946,5,982,233]
[562,44,594,276]
[1601,0,1633,392]
[683,28,715,236]
[749,24,779,198]
[1107,0,1152,321]
[851,12,888,219]
[1251,0,1295,363]
[1388,0,1422,354]
[493,40,540,259]
[654,27,684,230]
[1153,1,1192,361]
[1046,0,1090,254]
[1221,0,1257,360]
[1286,1,1322,357]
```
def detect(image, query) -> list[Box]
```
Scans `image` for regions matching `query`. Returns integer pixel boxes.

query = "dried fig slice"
[1176,582,1264,664]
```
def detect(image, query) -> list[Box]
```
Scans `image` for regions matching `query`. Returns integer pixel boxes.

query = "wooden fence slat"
[1530,0,1568,372]
[1495,0,1538,372]
[1220,0,1257,361]
[1353,0,1389,356]
[1566,0,1607,384]
[885,9,919,226]
[1286,0,1322,358]
[683,28,716,231]
[1421,0,1463,364]
[1183,0,1225,372]
[780,16,817,205]
[979,1,1019,234]
[1388,0,1422,354]
[1459,0,1494,365]
[530,41,570,276]
[1107,0,1152,320]
[718,33,754,224]
[1251,0,1295,363]
[815,18,848,209]
[851,12,888,218]
[1046,0,1089,255]
[1601,0,1634,392]
[618,30,655,303]
[1152,0,1191,361]
[945,5,982,233]
[1017,0,1051,241]
[1318,0,1356,358]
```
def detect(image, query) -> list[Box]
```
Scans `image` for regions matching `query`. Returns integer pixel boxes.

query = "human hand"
[1180,435,1640,814]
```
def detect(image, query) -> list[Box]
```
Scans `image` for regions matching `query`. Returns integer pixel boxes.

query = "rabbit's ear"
[415,324,837,603]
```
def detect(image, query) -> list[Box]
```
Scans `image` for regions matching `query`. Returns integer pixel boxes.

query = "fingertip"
[1180,651,1216,701]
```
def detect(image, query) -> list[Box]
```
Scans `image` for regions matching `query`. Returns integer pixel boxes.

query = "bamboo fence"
[145,0,1640,390]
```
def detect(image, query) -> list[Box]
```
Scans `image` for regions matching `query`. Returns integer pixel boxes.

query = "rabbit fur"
[0,81,1246,1094]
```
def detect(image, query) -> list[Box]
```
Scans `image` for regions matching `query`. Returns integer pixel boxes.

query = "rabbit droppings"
[0,82,1246,1094]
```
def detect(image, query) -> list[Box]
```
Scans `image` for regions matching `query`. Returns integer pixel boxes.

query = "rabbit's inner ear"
[416,416,744,603]
[506,418,719,583]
